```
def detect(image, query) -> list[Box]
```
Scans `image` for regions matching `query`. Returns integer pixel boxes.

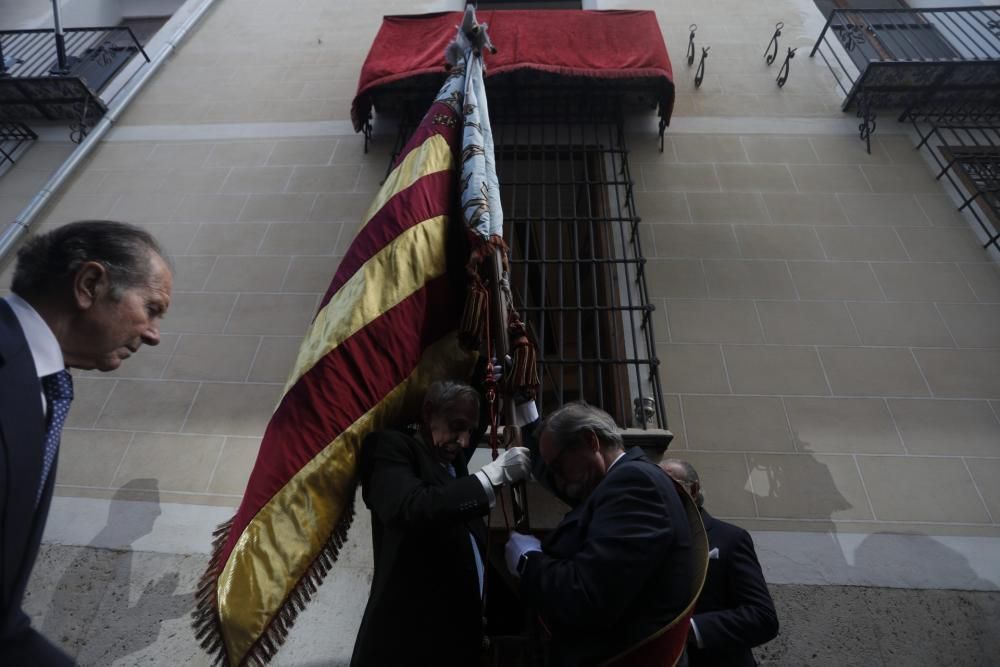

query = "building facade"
[1,0,999,664]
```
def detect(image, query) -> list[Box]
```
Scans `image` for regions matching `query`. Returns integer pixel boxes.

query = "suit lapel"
[701,509,717,533]
[0,301,47,607]
[429,456,454,485]
[410,430,461,486]
[452,452,471,477]
[451,452,489,549]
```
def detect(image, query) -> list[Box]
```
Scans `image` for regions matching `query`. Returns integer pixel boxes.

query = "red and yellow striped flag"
[194,63,478,666]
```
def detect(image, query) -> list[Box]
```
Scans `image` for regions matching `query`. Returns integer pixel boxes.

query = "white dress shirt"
[606,449,627,472]
[4,294,64,414]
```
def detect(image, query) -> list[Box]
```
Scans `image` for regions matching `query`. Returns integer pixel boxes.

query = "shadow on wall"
[751,434,996,586]
[747,435,852,573]
[745,436,999,665]
[41,479,192,665]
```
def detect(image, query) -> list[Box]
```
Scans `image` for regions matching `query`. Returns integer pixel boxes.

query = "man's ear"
[585,429,601,453]
[73,261,108,310]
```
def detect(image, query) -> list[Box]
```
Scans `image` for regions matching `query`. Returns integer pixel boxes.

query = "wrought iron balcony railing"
[811,6,1000,153]
[811,6,1000,108]
[0,26,150,141]
[0,26,148,84]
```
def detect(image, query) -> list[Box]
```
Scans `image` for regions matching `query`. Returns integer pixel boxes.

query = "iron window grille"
[386,90,667,432]
[906,103,1000,253]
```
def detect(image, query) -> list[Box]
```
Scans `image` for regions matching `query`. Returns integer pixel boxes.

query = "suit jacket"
[0,299,73,665]
[520,447,695,667]
[350,429,493,667]
[687,510,778,667]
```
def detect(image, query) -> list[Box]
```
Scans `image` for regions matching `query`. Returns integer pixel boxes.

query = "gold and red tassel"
[505,317,540,396]
[459,274,488,351]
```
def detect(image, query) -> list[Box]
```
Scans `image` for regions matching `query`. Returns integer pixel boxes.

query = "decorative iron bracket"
[776,47,797,87]
[765,22,783,65]
[362,116,373,154]
[658,116,667,153]
[695,46,709,88]
[68,96,91,144]
[857,96,877,155]
[687,24,697,66]
[839,23,868,52]
[92,40,118,66]
[634,397,655,427]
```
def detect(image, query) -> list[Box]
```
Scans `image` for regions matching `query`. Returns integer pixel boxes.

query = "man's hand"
[505,531,542,577]
[479,446,532,487]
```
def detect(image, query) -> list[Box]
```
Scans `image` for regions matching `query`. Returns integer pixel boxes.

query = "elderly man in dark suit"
[1,221,172,664]
[351,380,532,667]
[504,402,696,667]
[661,459,779,667]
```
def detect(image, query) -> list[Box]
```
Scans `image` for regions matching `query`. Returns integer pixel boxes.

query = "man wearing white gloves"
[351,380,532,667]
[504,402,696,667]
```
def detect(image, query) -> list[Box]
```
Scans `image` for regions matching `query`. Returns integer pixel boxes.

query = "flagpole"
[450,2,531,532]
[487,247,531,532]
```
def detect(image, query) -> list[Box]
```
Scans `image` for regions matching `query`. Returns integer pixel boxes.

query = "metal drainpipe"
[0,0,220,262]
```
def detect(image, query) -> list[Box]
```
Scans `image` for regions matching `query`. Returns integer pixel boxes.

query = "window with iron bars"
[906,103,1000,253]
[387,91,668,434]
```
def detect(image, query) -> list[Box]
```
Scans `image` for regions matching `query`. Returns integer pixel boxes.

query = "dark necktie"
[38,370,73,506]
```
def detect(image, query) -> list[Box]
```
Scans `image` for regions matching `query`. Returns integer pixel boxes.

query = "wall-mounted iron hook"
[856,96,877,155]
[687,24,697,66]
[776,46,796,87]
[695,46,710,88]
[765,21,784,65]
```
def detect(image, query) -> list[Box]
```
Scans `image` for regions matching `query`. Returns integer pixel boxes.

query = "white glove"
[505,532,542,577]
[478,447,532,487]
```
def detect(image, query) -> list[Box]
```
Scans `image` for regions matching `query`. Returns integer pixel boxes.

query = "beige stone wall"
[1,0,998,540]
[619,0,999,538]
[118,0,446,125]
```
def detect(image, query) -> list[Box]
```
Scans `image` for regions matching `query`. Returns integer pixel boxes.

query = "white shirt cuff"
[689,618,704,649]
[474,471,497,508]
[514,400,538,427]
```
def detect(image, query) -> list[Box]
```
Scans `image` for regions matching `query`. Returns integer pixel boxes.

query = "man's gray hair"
[541,401,623,453]
[11,220,166,301]
[422,380,480,418]
[663,458,704,507]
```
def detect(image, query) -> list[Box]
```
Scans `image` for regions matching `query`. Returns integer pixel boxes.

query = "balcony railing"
[0,26,150,141]
[0,26,148,83]
[811,6,1000,107]
[811,6,1000,153]
[904,102,1000,254]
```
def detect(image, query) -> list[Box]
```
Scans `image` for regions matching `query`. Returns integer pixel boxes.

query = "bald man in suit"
[662,459,778,667]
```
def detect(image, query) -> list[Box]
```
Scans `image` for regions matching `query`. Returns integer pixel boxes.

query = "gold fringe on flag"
[193,504,357,666]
